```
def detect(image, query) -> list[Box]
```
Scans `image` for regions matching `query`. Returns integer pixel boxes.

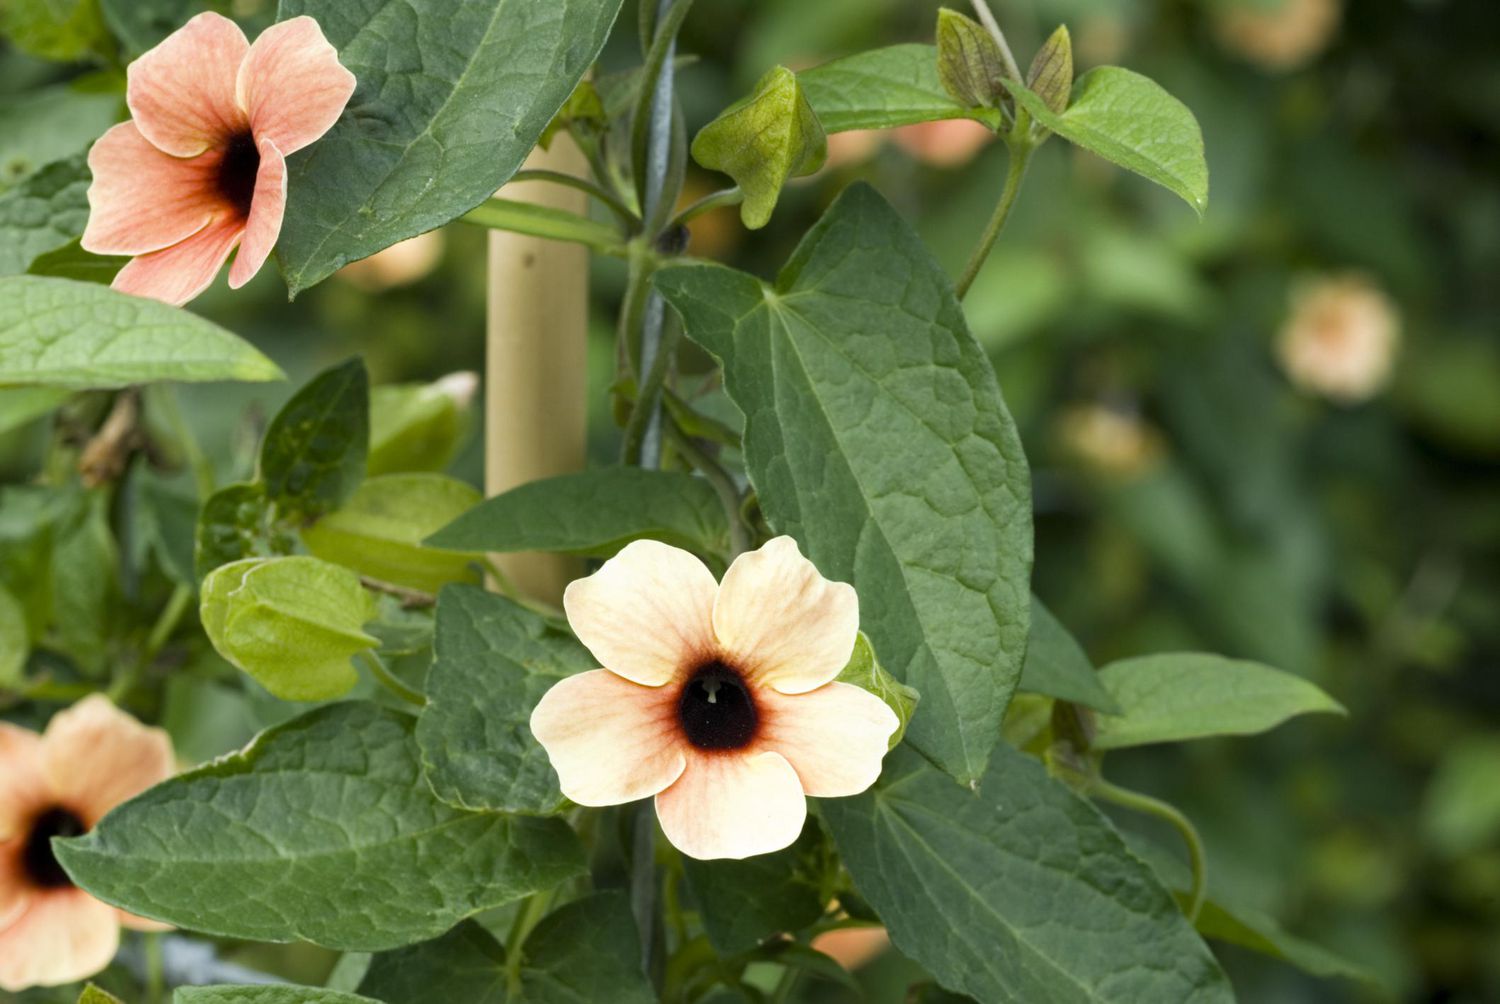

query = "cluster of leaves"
[0,1,1404,1002]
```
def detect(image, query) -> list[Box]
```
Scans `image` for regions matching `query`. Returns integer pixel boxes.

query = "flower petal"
[713,536,858,694]
[81,122,220,256]
[0,889,120,991]
[564,540,719,687]
[112,216,244,306]
[655,750,806,860]
[236,15,357,156]
[127,12,249,157]
[118,908,174,933]
[228,137,286,288]
[0,848,33,935]
[0,724,47,843]
[530,670,686,806]
[41,696,174,827]
[759,682,897,797]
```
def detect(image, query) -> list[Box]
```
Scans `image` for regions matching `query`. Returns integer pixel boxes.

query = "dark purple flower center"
[678,661,758,751]
[218,131,261,218]
[22,806,85,889]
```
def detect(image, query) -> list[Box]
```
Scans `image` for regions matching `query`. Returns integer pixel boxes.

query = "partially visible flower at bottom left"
[0,695,175,990]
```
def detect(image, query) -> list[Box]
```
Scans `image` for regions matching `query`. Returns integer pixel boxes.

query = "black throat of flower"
[218,131,261,219]
[22,806,86,889]
[678,661,759,751]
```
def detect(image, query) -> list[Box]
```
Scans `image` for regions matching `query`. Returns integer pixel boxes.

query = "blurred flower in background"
[1213,0,1342,71]
[336,230,447,292]
[1276,273,1400,403]
[1056,403,1165,480]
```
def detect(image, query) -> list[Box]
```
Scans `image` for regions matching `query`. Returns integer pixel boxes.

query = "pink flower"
[81,13,356,305]
[0,696,176,990]
[531,537,899,860]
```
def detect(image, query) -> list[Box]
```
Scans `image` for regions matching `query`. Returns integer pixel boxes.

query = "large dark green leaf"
[0,155,90,276]
[357,894,653,1004]
[175,989,380,1004]
[258,358,368,522]
[682,823,826,955]
[0,277,283,388]
[273,0,624,294]
[426,467,728,561]
[656,183,1032,784]
[56,702,586,950]
[1018,595,1119,713]
[821,745,1232,1003]
[417,585,592,815]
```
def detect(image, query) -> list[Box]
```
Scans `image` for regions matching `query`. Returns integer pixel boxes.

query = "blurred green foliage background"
[2,0,1498,1001]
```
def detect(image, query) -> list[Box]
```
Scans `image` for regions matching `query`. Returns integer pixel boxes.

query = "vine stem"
[358,652,426,708]
[969,0,1024,84]
[505,890,554,995]
[955,140,1032,299]
[144,931,165,1004]
[511,168,637,225]
[1091,778,1208,922]
[664,421,748,559]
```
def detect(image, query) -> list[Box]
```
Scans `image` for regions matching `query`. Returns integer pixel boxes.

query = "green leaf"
[1002,67,1208,215]
[800,44,1001,133]
[416,585,593,815]
[1422,736,1500,858]
[358,893,653,1004]
[682,824,826,955]
[0,155,92,275]
[1018,595,1119,713]
[175,989,381,1004]
[259,358,369,521]
[199,556,377,701]
[427,467,728,561]
[79,985,126,1004]
[99,0,197,55]
[0,276,284,388]
[1091,653,1345,751]
[57,701,587,950]
[0,386,70,436]
[0,0,108,62]
[936,9,1008,110]
[1026,25,1073,116]
[49,490,117,672]
[462,198,624,253]
[0,582,28,686]
[368,375,475,476]
[835,633,918,750]
[820,744,1233,1004]
[304,473,481,593]
[691,66,827,230]
[274,0,625,294]
[27,238,128,284]
[195,481,289,579]
[0,85,116,192]
[656,183,1033,784]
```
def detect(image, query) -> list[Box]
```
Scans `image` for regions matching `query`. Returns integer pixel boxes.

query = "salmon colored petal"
[237,15,357,156]
[81,122,220,256]
[112,216,244,306]
[0,840,35,934]
[228,137,286,288]
[713,536,858,695]
[759,683,897,797]
[564,540,719,687]
[0,724,48,842]
[41,696,174,827]
[127,12,250,157]
[118,908,174,933]
[0,889,120,991]
[655,750,806,860]
[530,670,686,806]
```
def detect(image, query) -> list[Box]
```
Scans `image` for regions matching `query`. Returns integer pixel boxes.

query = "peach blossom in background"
[1276,274,1400,403]
[891,118,995,168]
[0,696,175,990]
[81,12,356,305]
[336,231,446,291]
[1214,0,1342,71]
[531,537,897,860]
[1057,403,1165,479]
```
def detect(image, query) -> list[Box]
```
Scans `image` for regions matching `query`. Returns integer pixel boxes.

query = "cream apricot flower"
[80,12,356,305]
[0,696,175,990]
[1276,273,1400,403]
[531,537,898,860]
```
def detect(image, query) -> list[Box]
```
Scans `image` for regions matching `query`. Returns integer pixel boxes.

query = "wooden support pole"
[485,138,590,604]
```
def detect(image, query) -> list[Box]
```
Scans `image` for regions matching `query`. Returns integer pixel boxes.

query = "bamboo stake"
[485,137,590,604]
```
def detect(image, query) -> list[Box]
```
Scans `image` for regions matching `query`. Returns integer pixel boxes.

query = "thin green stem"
[154,384,215,500]
[512,168,638,226]
[664,421,748,559]
[955,140,1032,299]
[358,652,426,708]
[144,931,165,1004]
[143,583,193,663]
[969,0,1024,84]
[505,890,555,995]
[1092,778,1207,922]
[668,186,742,230]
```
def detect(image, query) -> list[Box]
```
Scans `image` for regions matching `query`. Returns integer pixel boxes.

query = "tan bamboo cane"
[484,137,589,604]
